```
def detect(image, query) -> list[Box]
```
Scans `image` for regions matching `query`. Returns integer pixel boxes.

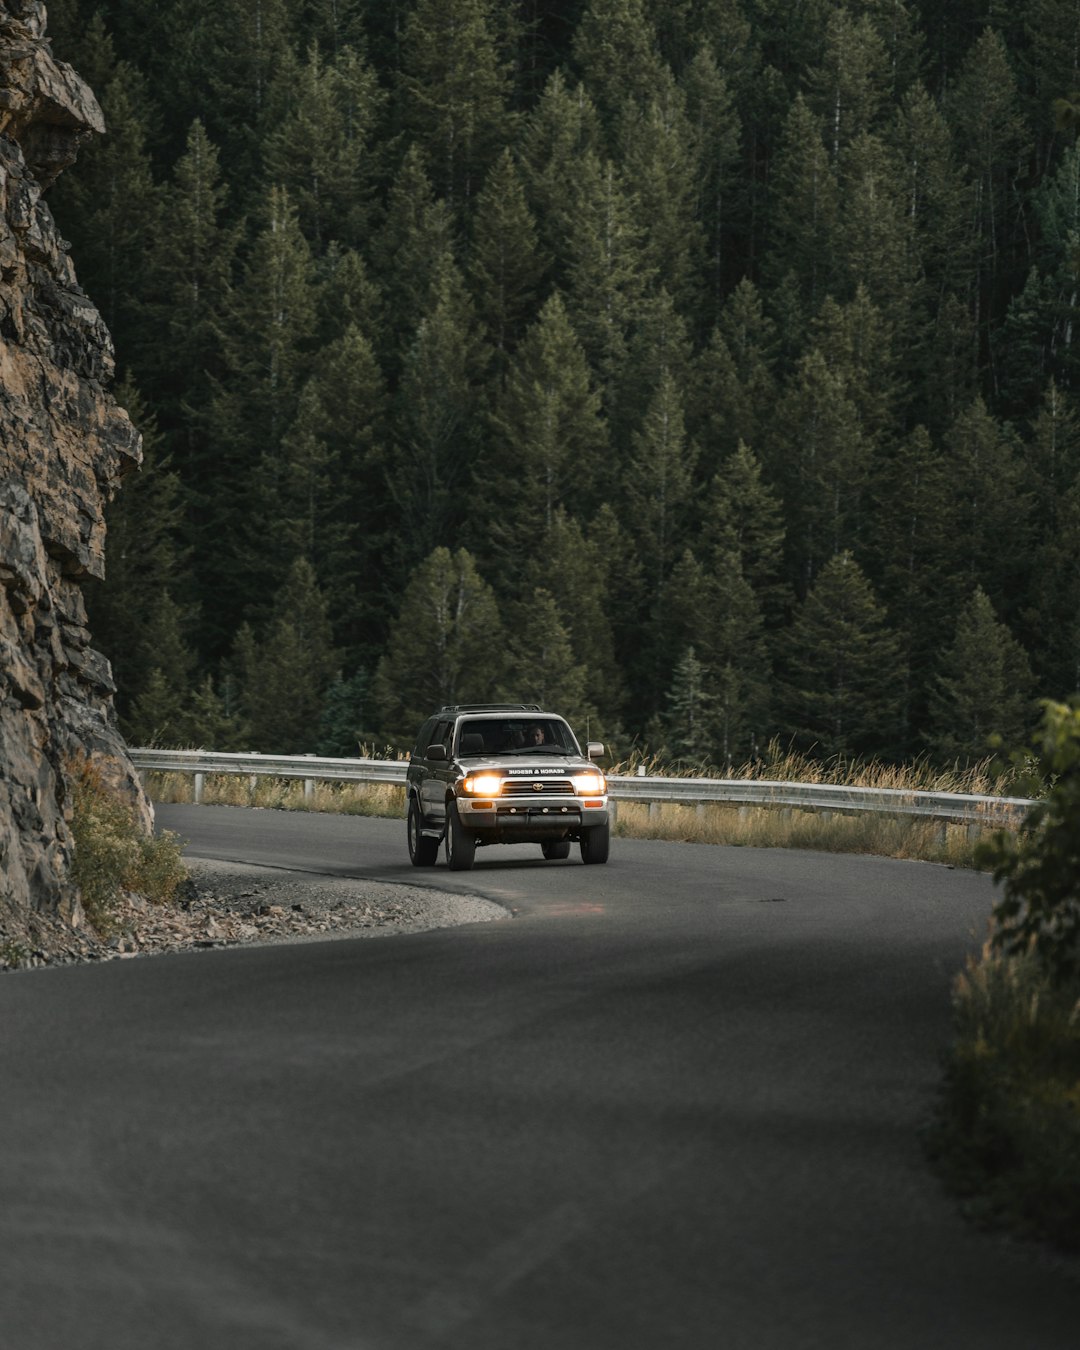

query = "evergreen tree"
[663,646,717,762]
[199,0,296,200]
[811,286,900,452]
[1027,140,1080,394]
[946,28,1032,377]
[616,68,705,317]
[681,43,743,318]
[997,267,1058,417]
[762,94,839,312]
[397,0,512,204]
[87,382,195,721]
[277,323,388,662]
[1024,379,1080,532]
[689,279,777,466]
[263,43,384,252]
[372,547,506,741]
[371,146,457,371]
[665,547,771,765]
[1026,472,1080,699]
[466,148,547,374]
[517,69,603,271]
[769,347,869,598]
[314,245,385,350]
[615,288,694,456]
[624,370,696,595]
[940,396,1029,617]
[504,588,590,722]
[867,423,958,747]
[804,7,890,160]
[49,21,161,361]
[833,133,922,354]
[521,508,626,721]
[295,0,369,57]
[127,667,190,749]
[562,150,654,389]
[777,552,902,758]
[389,257,490,570]
[316,670,371,756]
[892,83,972,312]
[571,0,665,124]
[705,548,772,766]
[1019,0,1080,173]
[479,292,607,581]
[230,558,339,753]
[688,0,755,94]
[700,441,789,632]
[142,119,239,444]
[181,674,246,751]
[925,588,1035,763]
[203,187,319,653]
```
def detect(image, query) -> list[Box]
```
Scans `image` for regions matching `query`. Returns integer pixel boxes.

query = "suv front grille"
[500,778,575,796]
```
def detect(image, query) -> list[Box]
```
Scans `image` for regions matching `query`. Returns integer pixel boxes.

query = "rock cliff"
[0,0,148,945]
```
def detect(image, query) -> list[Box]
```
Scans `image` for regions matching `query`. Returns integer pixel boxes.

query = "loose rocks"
[1,859,506,969]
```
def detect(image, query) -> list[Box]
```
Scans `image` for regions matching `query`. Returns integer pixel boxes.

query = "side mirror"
[587,741,605,761]
[427,743,448,761]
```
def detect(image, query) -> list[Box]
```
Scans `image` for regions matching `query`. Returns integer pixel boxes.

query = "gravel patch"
[1,861,506,970]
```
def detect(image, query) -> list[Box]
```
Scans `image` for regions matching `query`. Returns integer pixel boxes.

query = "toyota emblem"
[532,781,544,791]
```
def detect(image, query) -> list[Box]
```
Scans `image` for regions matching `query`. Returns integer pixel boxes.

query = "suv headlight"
[572,772,606,794]
[462,774,502,796]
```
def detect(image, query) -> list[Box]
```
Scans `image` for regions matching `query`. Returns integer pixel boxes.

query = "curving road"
[2,805,1078,1349]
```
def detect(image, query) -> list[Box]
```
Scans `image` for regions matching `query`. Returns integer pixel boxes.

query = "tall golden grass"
[144,736,1021,868]
[610,737,1024,796]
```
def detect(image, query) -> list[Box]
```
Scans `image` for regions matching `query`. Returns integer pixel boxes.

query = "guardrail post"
[194,772,204,805]
[305,777,315,805]
[648,800,661,821]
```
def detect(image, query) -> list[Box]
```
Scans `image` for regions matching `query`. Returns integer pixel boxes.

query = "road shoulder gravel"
[2,859,506,969]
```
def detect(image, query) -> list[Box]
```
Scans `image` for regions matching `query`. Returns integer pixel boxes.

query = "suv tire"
[408,797,440,866]
[579,821,610,865]
[445,801,477,871]
[541,840,571,860]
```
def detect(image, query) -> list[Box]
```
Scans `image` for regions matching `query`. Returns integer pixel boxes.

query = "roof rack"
[437,703,544,713]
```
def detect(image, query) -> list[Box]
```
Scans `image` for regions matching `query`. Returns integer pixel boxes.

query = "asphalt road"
[2,805,1078,1349]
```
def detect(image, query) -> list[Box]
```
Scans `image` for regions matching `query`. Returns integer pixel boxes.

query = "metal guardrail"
[129,748,1033,828]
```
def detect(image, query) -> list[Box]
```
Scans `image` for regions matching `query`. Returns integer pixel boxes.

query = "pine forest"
[44,0,1080,767]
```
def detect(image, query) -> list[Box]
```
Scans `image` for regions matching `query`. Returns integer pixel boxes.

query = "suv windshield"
[456,718,576,756]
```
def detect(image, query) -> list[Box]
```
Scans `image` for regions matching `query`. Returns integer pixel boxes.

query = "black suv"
[405,704,610,870]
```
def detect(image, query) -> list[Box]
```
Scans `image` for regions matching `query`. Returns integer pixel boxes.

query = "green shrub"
[979,699,1080,980]
[67,755,186,935]
[929,947,1080,1248]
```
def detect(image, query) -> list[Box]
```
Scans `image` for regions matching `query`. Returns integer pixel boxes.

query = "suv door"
[420,717,454,827]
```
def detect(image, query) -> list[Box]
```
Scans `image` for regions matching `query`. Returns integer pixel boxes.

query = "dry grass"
[145,755,1008,868]
[148,771,406,818]
[611,738,1025,797]
[610,798,989,866]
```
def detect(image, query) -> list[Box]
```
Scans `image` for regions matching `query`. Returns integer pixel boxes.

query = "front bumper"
[457,795,609,836]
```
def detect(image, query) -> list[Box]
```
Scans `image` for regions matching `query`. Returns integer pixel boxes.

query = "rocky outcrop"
[0,1,147,941]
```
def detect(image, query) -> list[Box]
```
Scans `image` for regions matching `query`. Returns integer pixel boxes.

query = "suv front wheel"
[579,821,610,865]
[445,800,477,871]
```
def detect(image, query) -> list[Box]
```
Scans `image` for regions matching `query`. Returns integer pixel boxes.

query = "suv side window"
[430,719,453,752]
[413,718,436,758]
